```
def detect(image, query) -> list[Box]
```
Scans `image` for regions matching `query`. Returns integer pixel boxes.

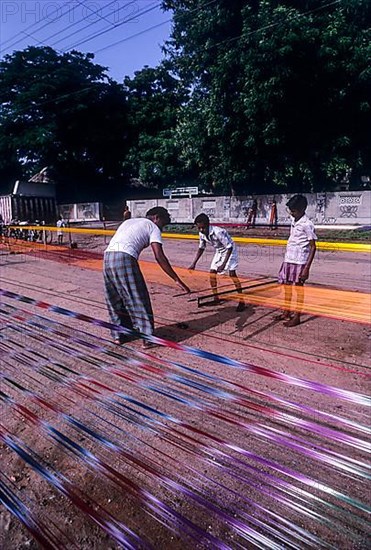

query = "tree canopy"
[162,0,371,193]
[123,63,194,187]
[0,1,370,198]
[0,46,128,199]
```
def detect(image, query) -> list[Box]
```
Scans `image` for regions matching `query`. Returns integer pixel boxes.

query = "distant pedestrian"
[56,215,66,245]
[269,199,278,230]
[123,205,131,221]
[189,213,246,312]
[104,207,190,347]
[246,199,257,229]
[275,195,317,327]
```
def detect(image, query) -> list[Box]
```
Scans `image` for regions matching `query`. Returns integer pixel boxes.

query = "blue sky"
[0,1,173,81]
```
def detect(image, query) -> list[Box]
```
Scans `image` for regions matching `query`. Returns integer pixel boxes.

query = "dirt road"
[0,240,370,549]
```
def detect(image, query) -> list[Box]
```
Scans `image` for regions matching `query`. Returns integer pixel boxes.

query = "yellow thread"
[8,226,370,253]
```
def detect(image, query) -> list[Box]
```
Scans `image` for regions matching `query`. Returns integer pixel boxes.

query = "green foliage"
[1,2,370,198]
[162,0,371,193]
[0,46,128,198]
[123,63,193,187]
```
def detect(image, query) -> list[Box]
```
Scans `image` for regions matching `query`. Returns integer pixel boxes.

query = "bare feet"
[236,302,246,312]
[283,315,301,327]
[273,311,292,321]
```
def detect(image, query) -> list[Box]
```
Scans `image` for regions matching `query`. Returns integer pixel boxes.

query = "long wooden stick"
[173,276,270,299]
[197,279,278,306]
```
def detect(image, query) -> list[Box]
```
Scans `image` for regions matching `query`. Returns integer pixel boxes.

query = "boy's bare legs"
[209,270,221,304]
[208,269,245,310]
[284,283,304,327]
[230,270,246,312]
[274,283,293,320]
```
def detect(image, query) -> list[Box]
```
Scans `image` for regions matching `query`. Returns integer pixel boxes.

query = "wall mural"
[340,205,359,218]
[223,197,231,219]
[201,200,216,217]
[127,192,370,225]
[338,194,362,219]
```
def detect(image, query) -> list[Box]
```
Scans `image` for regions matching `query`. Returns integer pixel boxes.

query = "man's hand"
[176,280,191,293]
[152,242,192,292]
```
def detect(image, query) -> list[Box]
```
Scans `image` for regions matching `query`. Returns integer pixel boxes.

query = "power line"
[63,2,161,51]
[62,0,218,55]
[91,0,219,55]
[0,2,80,54]
[88,0,340,62]
[0,0,342,116]
[0,3,168,112]
[75,0,117,27]
[1,1,133,55]
[48,0,134,48]
[0,0,140,56]
[94,19,172,55]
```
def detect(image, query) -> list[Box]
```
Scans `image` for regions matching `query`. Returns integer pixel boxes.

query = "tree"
[0,46,129,199]
[162,0,371,193]
[123,63,194,188]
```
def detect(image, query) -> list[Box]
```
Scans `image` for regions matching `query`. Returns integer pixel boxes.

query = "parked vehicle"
[0,194,57,226]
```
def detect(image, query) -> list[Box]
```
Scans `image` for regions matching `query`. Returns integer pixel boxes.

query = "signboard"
[59,203,75,221]
[76,202,101,221]
[166,200,179,210]
[163,186,199,198]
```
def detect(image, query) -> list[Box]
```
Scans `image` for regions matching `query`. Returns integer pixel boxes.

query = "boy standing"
[56,215,66,245]
[276,194,317,327]
[246,199,258,228]
[269,199,278,230]
[189,213,246,312]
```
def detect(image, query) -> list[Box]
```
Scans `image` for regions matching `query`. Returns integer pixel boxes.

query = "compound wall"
[128,191,371,226]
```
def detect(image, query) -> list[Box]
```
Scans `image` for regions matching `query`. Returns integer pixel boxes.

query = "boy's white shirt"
[199,225,238,271]
[284,214,317,265]
[199,225,234,252]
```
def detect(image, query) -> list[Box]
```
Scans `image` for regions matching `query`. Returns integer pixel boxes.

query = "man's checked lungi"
[103,251,154,341]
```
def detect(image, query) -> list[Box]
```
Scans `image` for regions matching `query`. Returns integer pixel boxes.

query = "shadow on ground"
[154,303,256,344]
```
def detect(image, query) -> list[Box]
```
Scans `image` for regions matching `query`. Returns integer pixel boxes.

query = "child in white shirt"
[189,213,246,312]
[56,216,66,245]
[276,195,317,326]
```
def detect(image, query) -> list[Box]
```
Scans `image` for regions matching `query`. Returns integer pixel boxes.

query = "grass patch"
[316,229,370,242]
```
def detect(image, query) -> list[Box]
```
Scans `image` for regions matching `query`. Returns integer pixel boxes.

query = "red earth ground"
[0,234,370,549]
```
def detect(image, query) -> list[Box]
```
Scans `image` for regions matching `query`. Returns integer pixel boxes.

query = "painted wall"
[59,202,101,222]
[128,191,371,226]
